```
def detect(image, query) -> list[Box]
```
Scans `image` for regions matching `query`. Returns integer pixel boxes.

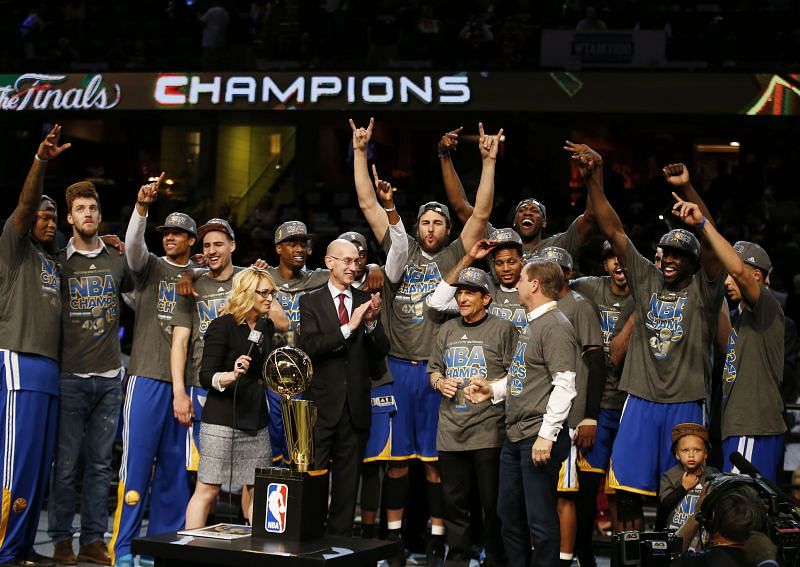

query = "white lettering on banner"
[0,74,121,111]
[153,74,471,107]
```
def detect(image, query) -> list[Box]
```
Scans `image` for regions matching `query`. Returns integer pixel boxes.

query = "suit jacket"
[199,313,274,431]
[298,285,390,430]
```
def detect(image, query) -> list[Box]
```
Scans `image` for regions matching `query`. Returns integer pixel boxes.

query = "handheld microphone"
[729,451,794,507]
[236,317,270,368]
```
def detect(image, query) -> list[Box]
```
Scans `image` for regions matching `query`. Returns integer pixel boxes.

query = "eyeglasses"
[255,289,276,299]
[328,255,362,267]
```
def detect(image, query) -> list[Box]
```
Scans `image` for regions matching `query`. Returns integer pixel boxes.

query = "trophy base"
[252,467,327,541]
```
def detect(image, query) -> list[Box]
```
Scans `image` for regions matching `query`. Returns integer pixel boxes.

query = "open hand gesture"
[349,117,374,152]
[468,238,498,261]
[671,192,704,226]
[138,172,164,207]
[37,124,72,161]
[438,126,463,154]
[371,164,396,207]
[478,123,504,162]
[663,163,690,187]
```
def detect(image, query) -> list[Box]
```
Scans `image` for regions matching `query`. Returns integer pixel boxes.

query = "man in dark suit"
[298,238,390,535]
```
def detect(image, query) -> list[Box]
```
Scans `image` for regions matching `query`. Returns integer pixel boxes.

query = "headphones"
[696,474,767,536]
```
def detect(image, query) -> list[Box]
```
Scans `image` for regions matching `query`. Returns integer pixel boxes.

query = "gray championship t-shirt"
[0,216,61,383]
[428,314,517,452]
[58,246,132,374]
[660,464,719,541]
[128,254,193,382]
[383,234,465,360]
[557,290,604,427]
[621,237,725,403]
[571,276,633,410]
[721,291,786,439]
[171,267,243,387]
[268,266,329,348]
[505,307,579,442]
[487,282,528,333]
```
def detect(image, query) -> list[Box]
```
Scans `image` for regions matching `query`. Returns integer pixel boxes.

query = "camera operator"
[677,481,779,566]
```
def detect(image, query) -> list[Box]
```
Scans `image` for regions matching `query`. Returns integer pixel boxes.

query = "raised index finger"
[371,163,381,185]
[366,117,375,134]
[154,171,166,189]
[671,191,684,204]
[348,118,357,132]
[478,122,485,138]
[448,126,464,137]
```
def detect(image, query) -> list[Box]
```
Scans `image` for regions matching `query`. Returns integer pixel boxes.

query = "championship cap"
[733,241,772,274]
[417,201,451,224]
[671,422,711,451]
[198,218,235,241]
[515,198,547,219]
[156,212,197,237]
[489,228,523,251]
[455,267,490,292]
[338,231,368,253]
[538,246,573,271]
[39,195,57,212]
[275,221,313,244]
[658,229,700,260]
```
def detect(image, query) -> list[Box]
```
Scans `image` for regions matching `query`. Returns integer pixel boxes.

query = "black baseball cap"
[658,229,700,260]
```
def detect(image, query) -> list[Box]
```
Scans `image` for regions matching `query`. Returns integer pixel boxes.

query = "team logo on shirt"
[39,253,59,293]
[397,262,442,323]
[508,340,527,396]
[68,274,119,337]
[722,329,737,382]
[197,297,227,336]
[276,290,303,328]
[645,293,686,359]
[443,345,488,380]
[157,280,177,320]
[598,308,621,347]
[669,489,701,530]
[266,483,288,533]
[488,305,527,331]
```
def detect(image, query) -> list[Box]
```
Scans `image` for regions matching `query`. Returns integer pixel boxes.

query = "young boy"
[658,423,719,538]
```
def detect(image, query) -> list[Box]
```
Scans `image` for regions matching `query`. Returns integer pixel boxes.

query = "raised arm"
[672,193,755,303]
[460,123,502,251]
[371,164,409,284]
[14,124,71,235]
[350,118,389,243]
[438,127,473,226]
[664,164,722,279]
[563,141,599,245]
[125,173,164,272]
[565,141,628,264]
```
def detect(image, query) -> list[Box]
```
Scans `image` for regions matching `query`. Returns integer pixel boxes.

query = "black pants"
[314,405,368,536]
[438,447,505,566]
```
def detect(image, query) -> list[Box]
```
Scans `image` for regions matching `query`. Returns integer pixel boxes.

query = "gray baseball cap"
[39,195,57,212]
[455,267,490,292]
[156,212,197,237]
[489,227,523,251]
[338,231,368,253]
[733,241,772,273]
[198,218,235,241]
[515,198,547,219]
[602,240,615,257]
[538,246,573,271]
[658,228,700,260]
[417,201,451,224]
[275,221,314,244]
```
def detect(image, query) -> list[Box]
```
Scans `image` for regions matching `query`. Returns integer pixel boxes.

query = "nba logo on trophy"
[265,483,288,533]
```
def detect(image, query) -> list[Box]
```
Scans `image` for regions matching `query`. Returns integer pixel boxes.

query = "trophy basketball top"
[263,346,313,399]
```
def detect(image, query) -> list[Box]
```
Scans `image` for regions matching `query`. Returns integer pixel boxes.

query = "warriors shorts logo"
[124,490,141,506]
[12,498,27,513]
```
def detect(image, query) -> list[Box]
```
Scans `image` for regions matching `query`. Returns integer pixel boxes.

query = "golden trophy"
[262,346,316,472]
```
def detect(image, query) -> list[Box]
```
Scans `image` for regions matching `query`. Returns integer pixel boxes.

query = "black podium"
[251,466,327,540]
[133,533,400,566]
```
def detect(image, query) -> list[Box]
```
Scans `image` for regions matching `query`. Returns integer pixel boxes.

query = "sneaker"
[112,554,134,567]
[138,557,154,567]
[386,531,406,567]
[425,537,445,567]
[51,541,77,566]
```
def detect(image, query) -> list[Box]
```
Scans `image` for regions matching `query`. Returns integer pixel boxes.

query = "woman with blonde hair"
[185,267,277,527]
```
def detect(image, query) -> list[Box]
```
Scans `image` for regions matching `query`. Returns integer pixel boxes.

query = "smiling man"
[427,267,517,567]
[586,156,726,529]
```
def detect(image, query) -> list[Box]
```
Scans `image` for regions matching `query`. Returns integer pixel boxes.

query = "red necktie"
[338,293,349,325]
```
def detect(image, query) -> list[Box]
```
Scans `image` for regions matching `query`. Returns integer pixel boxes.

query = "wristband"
[699,216,707,229]
[383,206,396,212]
[34,155,48,162]
[437,151,450,159]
